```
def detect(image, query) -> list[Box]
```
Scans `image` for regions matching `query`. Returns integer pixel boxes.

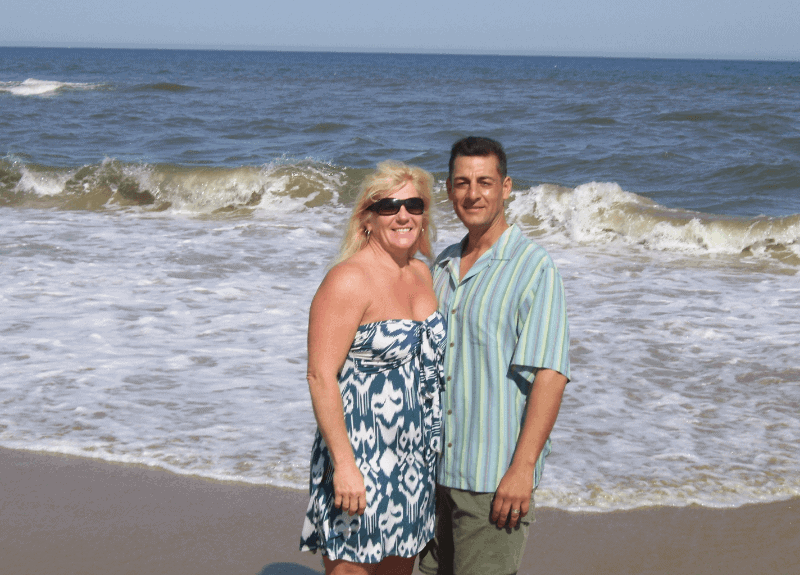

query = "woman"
[300,161,446,575]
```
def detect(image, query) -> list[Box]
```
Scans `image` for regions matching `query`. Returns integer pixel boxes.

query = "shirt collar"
[440,224,519,263]
[436,225,521,282]
[488,224,520,261]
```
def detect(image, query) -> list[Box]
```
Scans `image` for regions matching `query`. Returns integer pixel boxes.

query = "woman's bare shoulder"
[316,258,372,300]
[409,257,434,286]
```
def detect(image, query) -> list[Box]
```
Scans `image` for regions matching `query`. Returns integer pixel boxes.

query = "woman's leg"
[376,555,415,575]
[324,557,378,575]
[323,555,415,575]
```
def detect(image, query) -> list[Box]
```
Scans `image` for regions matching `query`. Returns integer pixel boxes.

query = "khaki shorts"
[418,485,535,575]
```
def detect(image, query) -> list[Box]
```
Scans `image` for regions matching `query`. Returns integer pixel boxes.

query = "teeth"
[395,228,412,232]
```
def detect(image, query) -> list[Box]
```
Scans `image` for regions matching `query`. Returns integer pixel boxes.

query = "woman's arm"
[306,263,371,516]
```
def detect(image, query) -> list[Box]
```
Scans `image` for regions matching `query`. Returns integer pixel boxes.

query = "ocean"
[1,47,799,512]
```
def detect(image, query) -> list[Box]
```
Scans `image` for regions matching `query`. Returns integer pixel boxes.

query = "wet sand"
[1,447,798,575]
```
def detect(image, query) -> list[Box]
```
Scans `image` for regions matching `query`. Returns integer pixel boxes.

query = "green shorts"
[418,485,535,575]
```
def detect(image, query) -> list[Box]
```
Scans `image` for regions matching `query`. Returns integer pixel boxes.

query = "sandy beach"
[1,446,798,575]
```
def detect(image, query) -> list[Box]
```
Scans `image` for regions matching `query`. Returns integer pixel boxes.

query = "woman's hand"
[333,462,367,515]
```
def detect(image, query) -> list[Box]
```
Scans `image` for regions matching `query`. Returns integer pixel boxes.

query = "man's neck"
[460,219,510,279]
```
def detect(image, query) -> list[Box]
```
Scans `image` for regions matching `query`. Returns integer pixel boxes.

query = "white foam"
[14,166,75,196]
[0,78,96,97]
[508,182,800,260]
[1,201,798,511]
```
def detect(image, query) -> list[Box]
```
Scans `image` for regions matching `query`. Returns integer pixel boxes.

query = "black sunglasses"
[366,197,425,216]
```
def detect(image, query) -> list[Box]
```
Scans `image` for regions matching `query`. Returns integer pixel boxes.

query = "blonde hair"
[335,161,435,265]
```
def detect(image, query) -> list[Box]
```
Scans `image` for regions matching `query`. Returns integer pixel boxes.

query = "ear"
[502,176,512,200]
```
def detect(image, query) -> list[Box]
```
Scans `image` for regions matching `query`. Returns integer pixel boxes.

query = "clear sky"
[2,0,798,61]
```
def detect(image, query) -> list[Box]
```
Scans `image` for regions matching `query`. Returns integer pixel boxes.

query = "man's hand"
[490,464,534,529]
[490,368,567,529]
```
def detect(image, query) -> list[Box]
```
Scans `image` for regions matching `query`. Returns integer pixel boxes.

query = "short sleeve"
[510,263,570,383]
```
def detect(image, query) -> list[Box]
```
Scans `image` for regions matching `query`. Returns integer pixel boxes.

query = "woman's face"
[367,181,424,255]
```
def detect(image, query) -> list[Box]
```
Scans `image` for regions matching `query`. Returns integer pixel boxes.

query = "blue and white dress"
[300,311,447,563]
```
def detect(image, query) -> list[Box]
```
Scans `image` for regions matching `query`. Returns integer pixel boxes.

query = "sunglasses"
[366,197,425,216]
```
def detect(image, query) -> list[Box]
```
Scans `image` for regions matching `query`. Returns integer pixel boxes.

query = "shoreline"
[2,446,798,575]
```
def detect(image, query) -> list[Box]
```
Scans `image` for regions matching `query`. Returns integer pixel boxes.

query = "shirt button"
[447,442,453,448]
[451,309,456,314]
[449,342,454,347]
[447,376,451,381]
[447,409,452,415]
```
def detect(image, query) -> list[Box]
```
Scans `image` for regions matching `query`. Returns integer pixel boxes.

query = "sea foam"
[0,78,97,96]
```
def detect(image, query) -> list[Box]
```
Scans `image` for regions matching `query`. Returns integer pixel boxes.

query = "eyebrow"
[453,175,497,182]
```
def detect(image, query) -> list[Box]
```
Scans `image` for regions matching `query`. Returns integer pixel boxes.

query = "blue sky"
[2,0,798,61]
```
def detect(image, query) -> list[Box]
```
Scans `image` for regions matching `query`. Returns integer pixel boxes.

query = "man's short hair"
[448,136,508,180]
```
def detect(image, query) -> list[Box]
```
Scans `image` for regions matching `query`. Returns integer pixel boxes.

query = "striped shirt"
[432,225,571,493]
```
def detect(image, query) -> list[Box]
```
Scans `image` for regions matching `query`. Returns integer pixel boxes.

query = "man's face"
[447,154,512,233]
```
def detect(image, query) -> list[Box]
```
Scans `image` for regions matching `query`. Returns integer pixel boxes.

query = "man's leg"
[418,484,455,574]
[419,486,535,575]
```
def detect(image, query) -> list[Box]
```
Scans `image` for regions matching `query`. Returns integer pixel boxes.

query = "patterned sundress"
[299,311,447,563]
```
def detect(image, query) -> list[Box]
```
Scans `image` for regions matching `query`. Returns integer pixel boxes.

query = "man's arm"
[490,367,567,529]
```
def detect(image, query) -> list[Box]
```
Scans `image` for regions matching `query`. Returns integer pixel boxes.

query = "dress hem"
[299,539,433,563]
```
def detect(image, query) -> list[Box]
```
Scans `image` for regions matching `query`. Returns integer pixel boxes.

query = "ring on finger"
[511,508,520,515]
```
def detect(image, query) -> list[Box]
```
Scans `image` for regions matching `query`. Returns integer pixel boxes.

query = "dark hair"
[448,136,507,180]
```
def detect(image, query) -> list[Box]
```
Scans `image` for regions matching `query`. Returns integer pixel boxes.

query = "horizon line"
[1,42,798,63]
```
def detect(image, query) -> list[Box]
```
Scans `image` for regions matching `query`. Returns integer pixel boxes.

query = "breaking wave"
[509,182,800,264]
[2,157,798,265]
[0,157,350,214]
[0,78,101,96]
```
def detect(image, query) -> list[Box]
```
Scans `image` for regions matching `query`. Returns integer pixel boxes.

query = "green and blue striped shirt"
[432,225,571,493]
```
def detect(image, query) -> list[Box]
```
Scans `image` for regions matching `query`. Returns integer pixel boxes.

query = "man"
[419,136,570,575]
